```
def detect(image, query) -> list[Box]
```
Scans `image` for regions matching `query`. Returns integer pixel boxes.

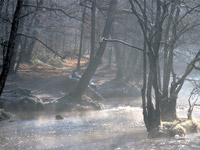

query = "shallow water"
[0,107,146,150]
[2,78,200,150]
[1,106,200,150]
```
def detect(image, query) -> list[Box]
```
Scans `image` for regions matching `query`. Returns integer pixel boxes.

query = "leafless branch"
[19,11,35,19]
[174,51,200,93]
[178,4,200,25]
[0,16,11,23]
[103,38,144,52]
[177,23,200,40]
[17,33,72,59]
[22,4,82,21]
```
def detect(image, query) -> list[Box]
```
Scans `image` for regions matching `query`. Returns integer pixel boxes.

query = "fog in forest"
[0,0,200,150]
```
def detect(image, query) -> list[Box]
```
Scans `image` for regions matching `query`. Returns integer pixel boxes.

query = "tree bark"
[106,48,112,68]
[77,6,86,71]
[70,0,117,99]
[160,0,182,121]
[129,0,167,132]
[15,39,25,73]
[25,31,37,63]
[90,0,96,61]
[0,0,24,96]
[22,0,43,63]
[162,1,177,97]
[111,28,123,79]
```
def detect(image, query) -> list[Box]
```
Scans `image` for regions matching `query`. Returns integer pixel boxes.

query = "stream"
[1,106,200,150]
[1,76,200,150]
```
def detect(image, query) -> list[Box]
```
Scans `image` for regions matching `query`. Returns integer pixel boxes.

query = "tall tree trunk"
[129,0,166,133]
[10,34,23,73]
[25,31,38,63]
[0,0,4,12]
[70,0,117,99]
[15,40,23,73]
[106,48,112,68]
[77,6,86,71]
[0,0,24,96]
[141,0,148,131]
[111,27,124,79]
[90,0,96,61]
[22,0,43,63]
[161,51,200,121]
[3,0,10,41]
[9,51,17,73]
[161,0,181,121]
[162,1,177,98]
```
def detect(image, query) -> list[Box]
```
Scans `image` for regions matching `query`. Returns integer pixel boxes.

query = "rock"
[0,109,13,121]
[55,114,64,120]
[46,94,104,112]
[0,88,44,112]
[97,78,140,98]
[66,71,104,100]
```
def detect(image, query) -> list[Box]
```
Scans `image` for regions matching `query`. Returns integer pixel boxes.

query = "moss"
[170,124,186,137]
[161,119,200,137]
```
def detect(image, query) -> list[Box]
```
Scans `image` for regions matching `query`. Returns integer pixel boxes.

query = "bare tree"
[0,0,24,95]
[187,84,200,120]
[70,0,117,99]
[129,0,168,132]
[77,6,86,71]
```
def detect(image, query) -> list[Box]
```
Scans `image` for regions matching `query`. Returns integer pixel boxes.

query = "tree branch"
[103,38,144,52]
[17,33,72,59]
[178,4,200,25]
[22,4,82,21]
[174,51,200,93]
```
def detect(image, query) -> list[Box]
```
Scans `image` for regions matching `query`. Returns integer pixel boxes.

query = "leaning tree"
[70,0,118,99]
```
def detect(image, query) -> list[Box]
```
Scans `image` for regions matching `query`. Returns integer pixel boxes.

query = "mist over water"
[0,0,200,149]
[1,100,200,150]
[0,107,146,150]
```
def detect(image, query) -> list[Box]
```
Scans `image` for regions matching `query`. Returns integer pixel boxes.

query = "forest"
[0,0,200,149]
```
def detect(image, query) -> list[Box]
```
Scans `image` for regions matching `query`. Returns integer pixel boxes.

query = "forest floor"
[5,58,141,107]
[1,59,200,150]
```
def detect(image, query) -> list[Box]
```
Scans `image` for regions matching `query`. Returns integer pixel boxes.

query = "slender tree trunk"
[70,0,117,99]
[4,0,10,41]
[0,0,24,96]
[77,6,86,71]
[161,1,181,121]
[141,0,148,131]
[22,0,43,63]
[111,28,123,79]
[25,31,38,63]
[125,49,139,82]
[106,48,112,68]
[162,1,176,98]
[9,51,17,73]
[0,0,4,12]
[131,0,165,133]
[2,41,7,64]
[10,37,22,73]
[161,92,177,121]
[15,40,24,73]
[90,0,96,61]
